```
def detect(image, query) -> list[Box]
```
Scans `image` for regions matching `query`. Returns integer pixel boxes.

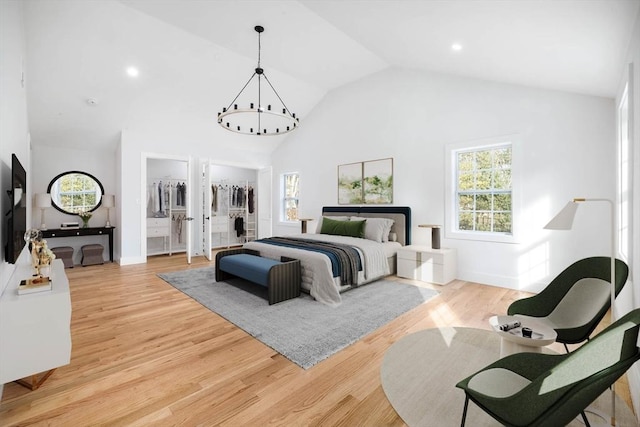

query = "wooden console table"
[41,227,114,262]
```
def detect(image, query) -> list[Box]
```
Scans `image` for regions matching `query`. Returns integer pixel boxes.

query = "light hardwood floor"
[0,254,634,426]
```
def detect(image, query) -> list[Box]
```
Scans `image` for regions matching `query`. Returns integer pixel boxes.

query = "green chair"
[456,308,640,427]
[507,257,629,352]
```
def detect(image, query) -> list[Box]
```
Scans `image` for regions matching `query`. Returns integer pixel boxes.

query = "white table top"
[489,315,557,347]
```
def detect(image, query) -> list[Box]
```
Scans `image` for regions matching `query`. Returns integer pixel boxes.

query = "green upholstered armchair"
[456,308,640,427]
[507,257,629,352]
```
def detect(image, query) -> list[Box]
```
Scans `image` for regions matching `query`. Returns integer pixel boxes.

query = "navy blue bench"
[215,248,301,305]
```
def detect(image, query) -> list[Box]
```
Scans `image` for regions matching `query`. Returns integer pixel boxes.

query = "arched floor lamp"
[544,197,617,426]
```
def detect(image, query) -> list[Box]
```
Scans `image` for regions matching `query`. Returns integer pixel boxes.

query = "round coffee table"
[489,315,557,357]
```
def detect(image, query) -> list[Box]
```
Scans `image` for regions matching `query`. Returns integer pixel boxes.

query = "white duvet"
[243,234,400,306]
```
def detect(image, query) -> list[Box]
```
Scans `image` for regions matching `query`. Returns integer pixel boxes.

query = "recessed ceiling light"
[126,66,139,78]
[451,43,463,52]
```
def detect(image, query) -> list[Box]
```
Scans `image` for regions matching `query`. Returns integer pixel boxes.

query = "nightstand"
[397,245,457,285]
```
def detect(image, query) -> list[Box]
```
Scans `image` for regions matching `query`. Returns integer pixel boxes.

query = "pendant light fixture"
[218,25,299,136]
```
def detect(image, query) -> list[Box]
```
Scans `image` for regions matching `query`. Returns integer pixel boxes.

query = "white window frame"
[281,172,299,223]
[617,82,630,260]
[445,135,521,244]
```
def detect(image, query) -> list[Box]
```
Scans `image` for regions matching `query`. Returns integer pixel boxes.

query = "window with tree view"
[283,172,299,222]
[456,144,512,234]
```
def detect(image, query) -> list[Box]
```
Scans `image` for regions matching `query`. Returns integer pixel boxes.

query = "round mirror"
[47,171,104,215]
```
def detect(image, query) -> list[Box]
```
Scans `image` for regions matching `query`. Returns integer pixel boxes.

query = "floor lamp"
[544,197,617,426]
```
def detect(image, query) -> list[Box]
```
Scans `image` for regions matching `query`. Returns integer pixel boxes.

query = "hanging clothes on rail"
[248,187,254,213]
[211,185,218,212]
[234,216,245,237]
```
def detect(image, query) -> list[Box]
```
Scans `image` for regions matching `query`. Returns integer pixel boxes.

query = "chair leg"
[580,410,591,426]
[460,395,469,427]
[564,343,570,353]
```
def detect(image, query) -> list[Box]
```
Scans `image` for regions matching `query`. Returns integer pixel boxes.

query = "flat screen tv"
[5,153,27,264]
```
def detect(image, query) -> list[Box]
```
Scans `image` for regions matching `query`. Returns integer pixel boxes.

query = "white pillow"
[350,217,394,243]
[315,216,350,233]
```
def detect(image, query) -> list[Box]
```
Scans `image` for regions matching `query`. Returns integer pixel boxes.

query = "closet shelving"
[147,178,188,255]
[210,180,256,249]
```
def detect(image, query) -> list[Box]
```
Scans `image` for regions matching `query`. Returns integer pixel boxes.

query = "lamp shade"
[35,193,51,209]
[543,201,579,230]
[102,194,115,208]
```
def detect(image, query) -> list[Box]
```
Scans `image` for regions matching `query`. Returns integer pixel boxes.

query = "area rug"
[158,267,438,369]
[380,327,638,426]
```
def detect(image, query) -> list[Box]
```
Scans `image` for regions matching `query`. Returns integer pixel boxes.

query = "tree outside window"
[456,145,512,234]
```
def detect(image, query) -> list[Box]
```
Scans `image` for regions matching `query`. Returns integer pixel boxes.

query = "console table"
[0,259,71,389]
[41,227,114,262]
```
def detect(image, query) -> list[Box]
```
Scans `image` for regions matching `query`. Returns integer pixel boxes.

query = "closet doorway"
[145,156,192,263]
[203,163,260,261]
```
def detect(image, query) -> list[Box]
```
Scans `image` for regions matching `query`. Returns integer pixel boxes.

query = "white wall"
[0,0,31,295]
[271,67,616,293]
[0,0,31,400]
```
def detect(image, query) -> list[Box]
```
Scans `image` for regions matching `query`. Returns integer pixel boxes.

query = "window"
[282,172,299,222]
[446,136,520,243]
[617,83,630,259]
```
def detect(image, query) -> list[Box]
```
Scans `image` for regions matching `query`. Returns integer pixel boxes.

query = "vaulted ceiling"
[22,0,639,153]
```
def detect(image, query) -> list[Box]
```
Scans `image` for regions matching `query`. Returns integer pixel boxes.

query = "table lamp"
[35,193,51,230]
[544,197,617,426]
[102,194,115,228]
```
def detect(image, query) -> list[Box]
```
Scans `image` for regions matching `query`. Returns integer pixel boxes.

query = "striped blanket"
[255,237,362,287]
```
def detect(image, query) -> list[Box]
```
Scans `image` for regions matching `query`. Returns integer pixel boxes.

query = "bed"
[243,206,411,306]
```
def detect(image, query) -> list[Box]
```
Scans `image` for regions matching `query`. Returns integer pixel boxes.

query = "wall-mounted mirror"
[47,171,104,215]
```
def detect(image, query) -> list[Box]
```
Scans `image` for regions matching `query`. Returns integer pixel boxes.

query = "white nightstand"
[397,245,457,285]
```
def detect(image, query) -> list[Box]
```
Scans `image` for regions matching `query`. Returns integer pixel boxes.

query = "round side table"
[489,315,557,357]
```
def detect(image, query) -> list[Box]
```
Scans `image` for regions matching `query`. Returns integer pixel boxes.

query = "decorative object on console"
[544,197,618,426]
[418,224,441,249]
[78,211,92,228]
[23,229,55,287]
[102,194,115,227]
[35,193,51,230]
[217,25,299,136]
[338,158,393,205]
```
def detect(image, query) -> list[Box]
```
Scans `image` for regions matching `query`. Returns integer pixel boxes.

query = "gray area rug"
[158,267,438,369]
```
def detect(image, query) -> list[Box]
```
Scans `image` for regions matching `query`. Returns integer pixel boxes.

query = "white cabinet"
[0,259,71,388]
[397,245,457,285]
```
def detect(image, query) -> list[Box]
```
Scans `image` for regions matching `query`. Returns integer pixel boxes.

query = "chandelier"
[218,26,299,136]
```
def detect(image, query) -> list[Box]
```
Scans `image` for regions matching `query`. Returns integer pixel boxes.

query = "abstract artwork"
[338,158,393,204]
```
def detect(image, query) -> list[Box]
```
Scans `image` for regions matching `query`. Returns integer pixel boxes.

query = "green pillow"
[320,217,366,238]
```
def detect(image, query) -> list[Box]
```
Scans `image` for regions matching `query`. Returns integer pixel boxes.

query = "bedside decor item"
[102,194,114,227]
[218,25,299,136]
[338,158,393,205]
[78,211,92,228]
[35,193,51,230]
[418,224,441,249]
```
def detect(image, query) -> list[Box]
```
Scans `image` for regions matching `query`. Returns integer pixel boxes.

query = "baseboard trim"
[118,256,146,266]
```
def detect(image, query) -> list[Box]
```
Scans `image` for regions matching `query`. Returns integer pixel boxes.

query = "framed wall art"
[337,158,393,204]
[338,161,363,204]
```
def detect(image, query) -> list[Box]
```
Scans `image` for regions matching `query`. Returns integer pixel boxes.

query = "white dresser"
[397,245,457,285]
[0,259,71,388]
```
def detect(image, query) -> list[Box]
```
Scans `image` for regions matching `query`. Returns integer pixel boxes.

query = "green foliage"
[456,145,513,234]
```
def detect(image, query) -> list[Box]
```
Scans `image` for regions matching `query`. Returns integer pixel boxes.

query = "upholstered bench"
[215,248,301,305]
[51,246,74,268]
[81,244,104,266]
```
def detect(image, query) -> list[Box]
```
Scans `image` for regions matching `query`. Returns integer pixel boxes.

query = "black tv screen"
[6,153,27,264]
